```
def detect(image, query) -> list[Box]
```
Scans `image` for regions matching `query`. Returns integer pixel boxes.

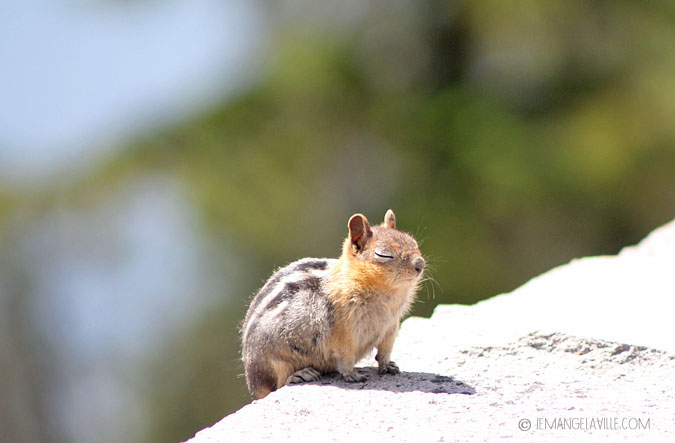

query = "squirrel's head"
[343,209,425,287]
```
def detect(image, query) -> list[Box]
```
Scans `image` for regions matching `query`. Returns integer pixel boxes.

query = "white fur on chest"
[349,284,416,356]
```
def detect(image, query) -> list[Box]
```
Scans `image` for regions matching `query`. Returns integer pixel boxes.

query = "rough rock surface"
[187,219,675,442]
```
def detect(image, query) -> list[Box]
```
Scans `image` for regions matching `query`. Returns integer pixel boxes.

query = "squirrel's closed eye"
[374,250,394,259]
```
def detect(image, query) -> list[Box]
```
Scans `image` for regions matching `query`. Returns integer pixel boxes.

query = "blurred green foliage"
[2,1,675,442]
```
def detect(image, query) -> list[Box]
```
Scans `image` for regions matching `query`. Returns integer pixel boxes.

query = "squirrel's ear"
[348,214,372,252]
[384,209,396,229]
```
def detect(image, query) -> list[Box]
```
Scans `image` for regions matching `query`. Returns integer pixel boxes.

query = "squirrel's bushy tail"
[245,359,276,399]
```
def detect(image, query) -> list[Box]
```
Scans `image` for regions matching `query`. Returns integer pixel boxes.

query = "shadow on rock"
[305,367,475,395]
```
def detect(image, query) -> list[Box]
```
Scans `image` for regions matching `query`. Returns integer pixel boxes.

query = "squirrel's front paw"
[341,369,367,383]
[378,360,400,375]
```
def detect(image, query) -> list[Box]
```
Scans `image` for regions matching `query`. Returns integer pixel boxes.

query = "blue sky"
[0,0,263,184]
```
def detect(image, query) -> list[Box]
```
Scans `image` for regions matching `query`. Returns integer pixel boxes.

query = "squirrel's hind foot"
[287,367,322,385]
[341,368,368,383]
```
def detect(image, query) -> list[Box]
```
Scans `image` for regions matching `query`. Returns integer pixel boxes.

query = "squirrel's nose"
[413,257,426,274]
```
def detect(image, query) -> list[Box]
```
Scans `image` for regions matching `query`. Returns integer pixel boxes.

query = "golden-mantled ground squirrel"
[241,209,425,399]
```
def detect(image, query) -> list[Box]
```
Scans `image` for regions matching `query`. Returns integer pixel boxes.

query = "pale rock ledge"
[187,219,675,442]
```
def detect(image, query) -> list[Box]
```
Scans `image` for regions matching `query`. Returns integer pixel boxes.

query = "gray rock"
[187,218,675,442]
